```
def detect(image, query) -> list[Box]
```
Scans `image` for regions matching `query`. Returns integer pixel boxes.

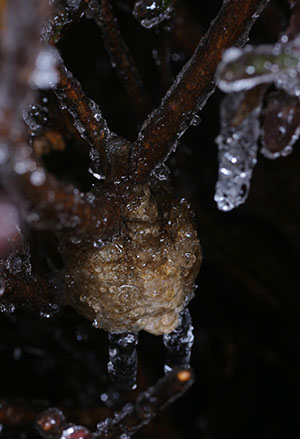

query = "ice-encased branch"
[131,0,270,183]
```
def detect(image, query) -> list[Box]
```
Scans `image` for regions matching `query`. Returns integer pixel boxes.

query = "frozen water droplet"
[88,167,105,180]
[36,407,65,438]
[30,168,46,186]
[214,91,261,211]
[74,118,85,134]
[152,163,170,181]
[30,48,59,89]
[61,425,92,439]
[0,303,15,313]
[163,308,194,373]
[191,114,201,126]
[107,332,138,390]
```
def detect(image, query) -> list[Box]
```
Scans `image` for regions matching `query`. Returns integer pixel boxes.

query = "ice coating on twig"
[163,307,194,374]
[133,0,174,29]
[96,368,194,438]
[107,332,138,391]
[214,91,262,211]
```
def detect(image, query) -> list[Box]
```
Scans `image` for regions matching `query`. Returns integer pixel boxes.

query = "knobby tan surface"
[61,181,201,334]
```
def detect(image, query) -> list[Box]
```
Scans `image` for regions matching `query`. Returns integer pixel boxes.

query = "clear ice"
[163,308,194,374]
[133,0,173,29]
[107,332,138,391]
[214,91,261,212]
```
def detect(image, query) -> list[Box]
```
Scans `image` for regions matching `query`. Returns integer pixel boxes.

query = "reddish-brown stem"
[32,368,193,439]
[131,0,270,182]
[0,399,112,427]
[4,156,126,237]
[94,368,193,439]
[55,63,110,176]
[92,0,151,119]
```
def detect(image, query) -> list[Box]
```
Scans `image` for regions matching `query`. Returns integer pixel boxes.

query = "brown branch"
[0,400,111,428]
[90,0,151,119]
[33,368,193,439]
[3,152,127,237]
[130,0,270,182]
[94,368,193,439]
[54,62,110,177]
[0,0,129,238]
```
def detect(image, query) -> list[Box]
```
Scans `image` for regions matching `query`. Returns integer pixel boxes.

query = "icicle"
[214,91,262,212]
[163,308,194,374]
[107,332,138,390]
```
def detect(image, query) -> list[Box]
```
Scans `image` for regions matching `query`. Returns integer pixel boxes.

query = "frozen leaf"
[261,90,300,158]
[214,88,263,211]
[217,41,300,96]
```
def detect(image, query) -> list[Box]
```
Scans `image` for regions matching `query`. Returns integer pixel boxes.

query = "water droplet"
[30,48,59,89]
[30,168,46,186]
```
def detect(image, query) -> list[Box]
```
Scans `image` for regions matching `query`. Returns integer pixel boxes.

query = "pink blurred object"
[0,198,20,259]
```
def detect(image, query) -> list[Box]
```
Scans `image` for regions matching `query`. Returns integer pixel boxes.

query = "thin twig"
[54,61,110,176]
[94,368,194,438]
[131,0,270,182]
[0,0,128,237]
[33,368,193,439]
[91,0,151,119]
